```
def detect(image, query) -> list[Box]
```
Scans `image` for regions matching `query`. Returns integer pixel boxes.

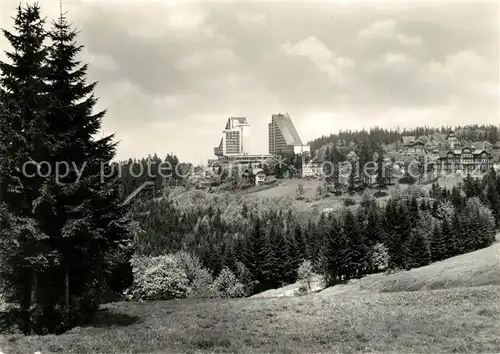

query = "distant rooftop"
[226,117,248,129]
[402,136,416,146]
[438,146,492,158]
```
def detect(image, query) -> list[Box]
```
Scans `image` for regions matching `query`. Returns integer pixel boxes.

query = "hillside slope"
[254,233,500,298]
[353,235,500,293]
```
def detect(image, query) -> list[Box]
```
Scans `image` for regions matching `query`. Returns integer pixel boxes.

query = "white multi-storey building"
[214,117,250,156]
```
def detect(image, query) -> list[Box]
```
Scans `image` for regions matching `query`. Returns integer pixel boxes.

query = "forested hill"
[308,124,500,157]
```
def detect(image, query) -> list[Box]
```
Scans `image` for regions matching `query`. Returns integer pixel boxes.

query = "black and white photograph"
[0,0,499,353]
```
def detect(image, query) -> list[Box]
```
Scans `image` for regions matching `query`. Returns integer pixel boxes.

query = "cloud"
[176,49,239,72]
[418,50,489,82]
[366,51,414,68]
[384,52,411,65]
[358,19,423,46]
[282,36,355,83]
[0,1,497,163]
[236,11,267,26]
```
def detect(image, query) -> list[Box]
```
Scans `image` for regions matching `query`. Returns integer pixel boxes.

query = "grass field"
[248,175,465,200]
[2,236,499,354]
[245,176,465,222]
[1,286,499,354]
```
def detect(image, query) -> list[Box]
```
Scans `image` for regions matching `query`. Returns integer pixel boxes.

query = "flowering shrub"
[127,255,189,301]
[297,260,314,292]
[188,267,217,298]
[174,251,217,298]
[127,252,255,301]
[211,267,246,298]
[371,243,390,271]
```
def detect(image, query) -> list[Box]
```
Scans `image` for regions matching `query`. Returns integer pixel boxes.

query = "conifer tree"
[222,240,238,273]
[261,224,279,289]
[365,204,383,271]
[310,214,328,270]
[283,233,299,284]
[0,3,53,334]
[430,222,445,262]
[406,229,431,269]
[243,217,266,291]
[292,223,306,263]
[419,198,427,211]
[336,213,352,280]
[440,216,454,260]
[450,211,466,254]
[341,209,362,279]
[39,13,134,329]
[376,150,386,193]
[483,174,500,226]
[408,195,420,227]
[304,219,316,262]
[397,203,412,268]
[463,172,477,198]
[320,217,342,285]
[383,201,410,269]
[271,228,287,285]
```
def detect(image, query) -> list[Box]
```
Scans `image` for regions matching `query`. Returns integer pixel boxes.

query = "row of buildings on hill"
[401,131,500,174]
[207,117,500,184]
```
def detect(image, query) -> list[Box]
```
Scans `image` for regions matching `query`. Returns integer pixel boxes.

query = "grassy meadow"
[1,286,498,354]
[2,235,499,354]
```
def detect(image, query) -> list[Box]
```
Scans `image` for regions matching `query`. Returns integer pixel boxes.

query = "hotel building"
[268,113,310,156]
[214,117,250,157]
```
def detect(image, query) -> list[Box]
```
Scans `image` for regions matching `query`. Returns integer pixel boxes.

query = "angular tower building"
[268,113,310,156]
[214,117,250,157]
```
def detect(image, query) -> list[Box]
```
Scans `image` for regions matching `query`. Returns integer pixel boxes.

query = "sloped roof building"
[268,113,309,156]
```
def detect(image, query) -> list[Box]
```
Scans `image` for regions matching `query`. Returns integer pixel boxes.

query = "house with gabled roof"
[402,135,416,148]
[401,135,427,154]
[437,146,493,174]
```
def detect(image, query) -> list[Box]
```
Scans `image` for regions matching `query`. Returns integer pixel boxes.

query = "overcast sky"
[1,0,499,163]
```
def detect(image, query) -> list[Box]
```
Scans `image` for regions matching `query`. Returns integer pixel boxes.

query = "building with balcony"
[436,147,493,174]
[268,113,310,157]
[214,117,250,157]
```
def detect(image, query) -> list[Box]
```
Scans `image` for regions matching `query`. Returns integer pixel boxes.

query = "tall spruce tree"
[292,223,306,264]
[430,222,445,262]
[261,223,279,289]
[406,228,431,269]
[243,217,266,292]
[0,3,54,334]
[283,232,299,284]
[376,149,385,193]
[1,5,134,333]
[40,14,134,330]
[440,216,454,260]
[355,209,371,276]
[408,195,420,227]
[320,217,342,285]
[341,209,361,279]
